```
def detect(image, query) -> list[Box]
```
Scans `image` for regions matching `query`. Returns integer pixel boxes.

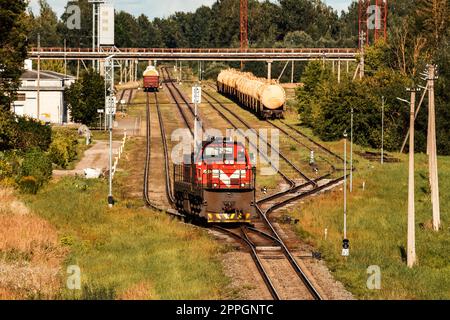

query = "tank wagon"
[143,66,160,92]
[174,137,256,224]
[217,69,286,119]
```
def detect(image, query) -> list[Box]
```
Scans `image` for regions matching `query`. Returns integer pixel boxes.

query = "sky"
[29,0,354,19]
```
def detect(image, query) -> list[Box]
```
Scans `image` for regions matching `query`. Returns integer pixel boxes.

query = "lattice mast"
[358,0,371,47]
[358,0,388,47]
[375,0,388,43]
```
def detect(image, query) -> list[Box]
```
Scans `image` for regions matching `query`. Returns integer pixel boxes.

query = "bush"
[0,111,51,152]
[18,149,52,194]
[49,129,79,168]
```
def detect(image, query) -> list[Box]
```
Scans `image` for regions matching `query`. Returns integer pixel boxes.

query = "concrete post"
[428,65,440,231]
[407,88,417,268]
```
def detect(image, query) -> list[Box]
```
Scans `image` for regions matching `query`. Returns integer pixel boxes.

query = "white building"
[12,60,76,124]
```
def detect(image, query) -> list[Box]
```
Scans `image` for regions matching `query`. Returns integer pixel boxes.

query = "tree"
[28,0,63,47]
[137,14,163,48]
[283,31,314,48]
[416,0,449,52]
[0,0,29,111]
[59,0,93,48]
[65,71,104,125]
[115,11,140,47]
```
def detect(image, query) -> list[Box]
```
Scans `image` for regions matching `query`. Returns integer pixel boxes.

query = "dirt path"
[53,141,122,177]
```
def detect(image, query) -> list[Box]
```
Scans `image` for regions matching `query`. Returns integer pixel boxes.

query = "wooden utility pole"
[407,88,419,268]
[427,65,440,231]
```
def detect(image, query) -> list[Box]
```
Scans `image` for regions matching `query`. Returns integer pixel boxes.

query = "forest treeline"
[9,0,450,154]
[28,0,356,49]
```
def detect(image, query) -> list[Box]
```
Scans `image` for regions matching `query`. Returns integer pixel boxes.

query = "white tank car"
[217,69,286,118]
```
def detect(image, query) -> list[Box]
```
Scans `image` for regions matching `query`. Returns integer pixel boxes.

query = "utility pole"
[406,87,419,268]
[240,0,248,70]
[291,60,295,83]
[381,96,385,164]
[427,65,440,231]
[37,34,41,121]
[64,38,67,79]
[337,59,341,84]
[350,108,354,192]
[399,85,428,153]
[92,1,96,71]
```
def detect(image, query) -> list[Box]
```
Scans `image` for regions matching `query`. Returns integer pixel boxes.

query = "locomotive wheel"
[175,192,184,212]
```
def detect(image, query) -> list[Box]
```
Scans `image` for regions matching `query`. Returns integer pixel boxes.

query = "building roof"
[21,70,76,80]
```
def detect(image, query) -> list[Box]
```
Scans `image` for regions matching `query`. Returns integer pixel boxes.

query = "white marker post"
[192,85,202,157]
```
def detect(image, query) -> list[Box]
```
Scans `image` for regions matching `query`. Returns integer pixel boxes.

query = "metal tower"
[358,0,388,47]
[374,0,388,43]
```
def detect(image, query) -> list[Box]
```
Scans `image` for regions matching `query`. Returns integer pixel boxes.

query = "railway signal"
[342,239,350,257]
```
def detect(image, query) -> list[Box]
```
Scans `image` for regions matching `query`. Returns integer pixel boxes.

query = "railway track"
[143,91,183,218]
[117,88,135,108]
[159,68,328,300]
[143,67,355,300]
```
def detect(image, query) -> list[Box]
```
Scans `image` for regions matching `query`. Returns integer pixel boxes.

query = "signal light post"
[350,108,354,192]
[342,131,349,257]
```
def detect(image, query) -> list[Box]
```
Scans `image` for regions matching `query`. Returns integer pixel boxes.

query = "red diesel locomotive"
[174,138,256,223]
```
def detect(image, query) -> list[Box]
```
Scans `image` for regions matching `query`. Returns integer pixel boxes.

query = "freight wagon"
[217,69,286,119]
[143,66,160,92]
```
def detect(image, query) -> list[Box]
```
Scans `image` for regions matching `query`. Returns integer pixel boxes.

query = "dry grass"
[118,281,159,300]
[0,186,66,299]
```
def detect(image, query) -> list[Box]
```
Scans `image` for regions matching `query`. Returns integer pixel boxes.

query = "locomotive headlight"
[213,183,218,188]
[241,183,245,187]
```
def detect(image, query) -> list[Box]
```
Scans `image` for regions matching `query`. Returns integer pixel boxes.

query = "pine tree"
[416,0,449,52]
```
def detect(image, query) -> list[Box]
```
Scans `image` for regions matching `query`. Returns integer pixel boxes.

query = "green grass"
[22,176,230,300]
[289,150,450,300]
